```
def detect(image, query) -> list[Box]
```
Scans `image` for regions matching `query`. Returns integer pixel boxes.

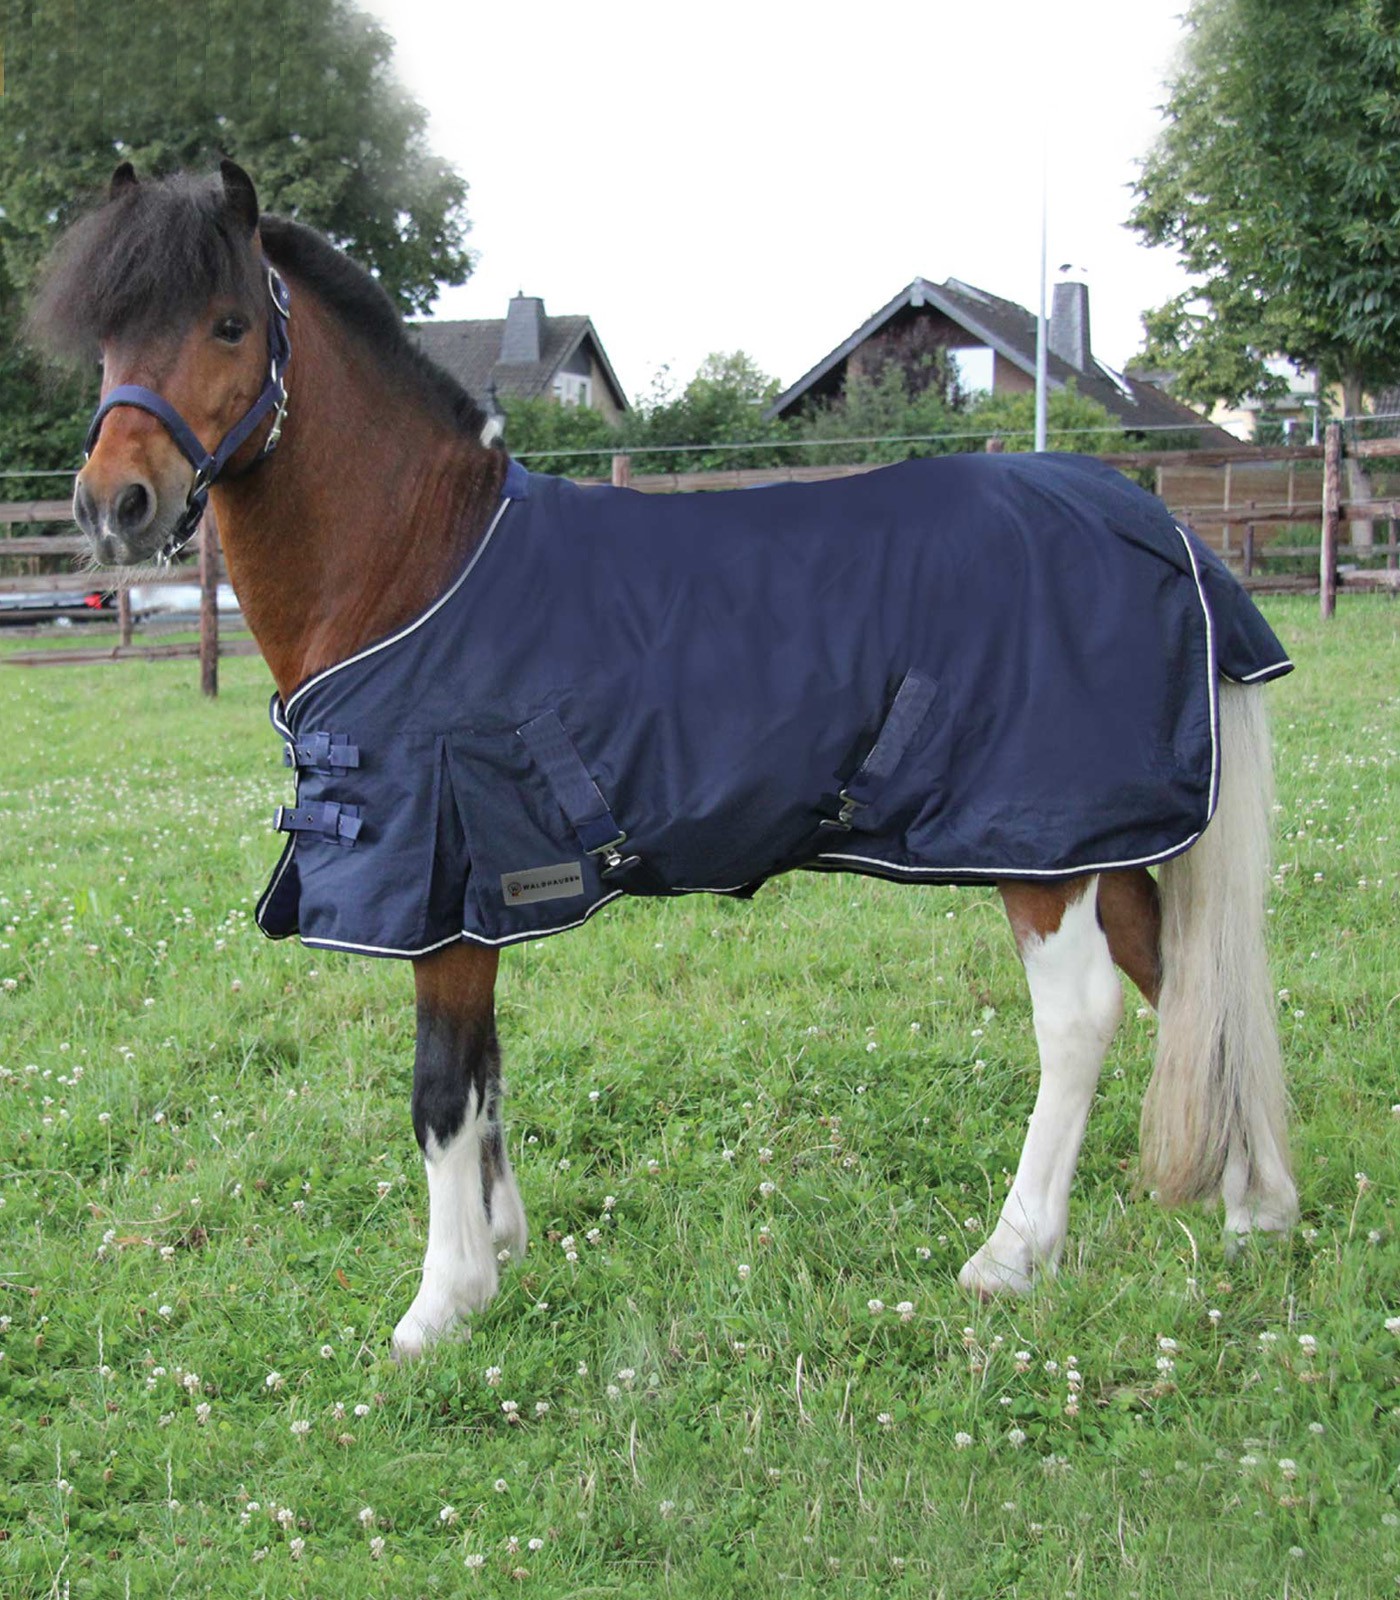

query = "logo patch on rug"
[501,862,586,905]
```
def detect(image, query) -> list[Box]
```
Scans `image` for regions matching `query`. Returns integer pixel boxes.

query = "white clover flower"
[528,1537,544,1552]
[369,1536,385,1560]
[659,1499,676,1517]
[759,1180,776,1197]
[465,1552,485,1568]
[196,1402,211,1425]
[289,1537,304,1560]
[868,1298,885,1315]
[1297,1334,1317,1354]
[1386,1316,1400,1336]
[535,1401,550,1416]
[1158,1337,1179,1354]
[358,1507,375,1527]
[354,1403,370,1417]
[290,1419,310,1437]
[954,1431,973,1449]
[485,1366,502,1386]
[896,1301,915,1322]
[877,1412,893,1426]
[737,1263,751,1281]
[493,1478,508,1493]
[1278,1458,1298,1480]
[319,1345,334,1359]
[1008,1428,1027,1447]
[1208,1308,1222,1325]
[265,1371,283,1390]
[440,1505,459,1524]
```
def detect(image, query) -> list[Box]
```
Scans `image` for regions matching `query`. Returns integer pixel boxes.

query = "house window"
[553,373,593,408]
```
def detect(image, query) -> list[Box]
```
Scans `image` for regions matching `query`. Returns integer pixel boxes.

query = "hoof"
[1223,1187,1300,1257]
[391,1304,470,1363]
[958,1242,1040,1299]
[391,1262,498,1361]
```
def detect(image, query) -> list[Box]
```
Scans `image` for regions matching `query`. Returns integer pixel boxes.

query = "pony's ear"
[109,161,138,199]
[219,159,260,236]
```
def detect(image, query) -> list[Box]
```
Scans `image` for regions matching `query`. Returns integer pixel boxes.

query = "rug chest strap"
[274,800,361,846]
[283,731,360,772]
[517,710,662,889]
[823,669,939,830]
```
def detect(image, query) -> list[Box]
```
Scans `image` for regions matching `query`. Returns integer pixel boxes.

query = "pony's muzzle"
[74,466,162,565]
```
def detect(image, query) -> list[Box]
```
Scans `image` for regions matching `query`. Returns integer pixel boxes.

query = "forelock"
[27,172,263,367]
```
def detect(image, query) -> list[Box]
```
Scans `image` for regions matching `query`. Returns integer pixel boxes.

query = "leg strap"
[823,669,939,830]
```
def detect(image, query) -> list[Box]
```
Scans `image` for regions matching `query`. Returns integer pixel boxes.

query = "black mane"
[27,170,487,437]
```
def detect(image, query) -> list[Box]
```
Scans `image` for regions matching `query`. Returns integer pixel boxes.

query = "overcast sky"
[363,0,1198,403]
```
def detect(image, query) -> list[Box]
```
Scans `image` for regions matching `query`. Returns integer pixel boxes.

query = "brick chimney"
[1048,282,1091,373]
[500,294,545,364]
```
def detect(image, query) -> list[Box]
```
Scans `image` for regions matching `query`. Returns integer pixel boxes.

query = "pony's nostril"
[112,480,156,535]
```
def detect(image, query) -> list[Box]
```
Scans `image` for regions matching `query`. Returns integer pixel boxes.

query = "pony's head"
[30,160,285,566]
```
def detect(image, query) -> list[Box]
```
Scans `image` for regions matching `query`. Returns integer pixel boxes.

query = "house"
[413,294,629,422]
[764,276,1240,445]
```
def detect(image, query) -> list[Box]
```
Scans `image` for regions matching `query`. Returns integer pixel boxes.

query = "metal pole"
[1034,164,1048,454]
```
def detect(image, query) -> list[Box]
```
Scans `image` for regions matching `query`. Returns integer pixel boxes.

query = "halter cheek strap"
[84,261,292,563]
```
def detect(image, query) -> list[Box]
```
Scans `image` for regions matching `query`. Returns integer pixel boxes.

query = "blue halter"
[84,260,292,562]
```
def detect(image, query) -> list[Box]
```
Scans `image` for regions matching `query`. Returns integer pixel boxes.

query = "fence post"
[1243,506,1255,578]
[611,453,632,488]
[199,511,219,697]
[984,436,1005,453]
[1321,421,1341,619]
[117,587,133,647]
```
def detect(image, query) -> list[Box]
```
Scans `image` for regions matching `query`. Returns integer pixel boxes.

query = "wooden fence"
[2,423,1395,691]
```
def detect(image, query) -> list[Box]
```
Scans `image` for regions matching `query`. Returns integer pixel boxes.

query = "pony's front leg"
[391,943,529,1360]
[959,877,1123,1296]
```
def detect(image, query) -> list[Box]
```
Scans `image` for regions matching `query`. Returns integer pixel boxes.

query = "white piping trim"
[1230,658,1294,684]
[810,833,1204,880]
[255,835,298,924]
[284,491,517,717]
[297,889,628,956]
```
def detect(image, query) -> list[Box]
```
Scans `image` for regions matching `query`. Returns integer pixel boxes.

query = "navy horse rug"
[255,452,1292,957]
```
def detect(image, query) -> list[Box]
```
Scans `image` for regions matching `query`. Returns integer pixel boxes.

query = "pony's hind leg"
[391,943,528,1360]
[959,876,1123,1297]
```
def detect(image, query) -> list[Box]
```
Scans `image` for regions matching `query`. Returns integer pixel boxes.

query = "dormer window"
[554,373,593,408]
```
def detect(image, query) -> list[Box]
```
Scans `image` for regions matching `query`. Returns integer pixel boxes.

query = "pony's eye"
[214,315,248,345]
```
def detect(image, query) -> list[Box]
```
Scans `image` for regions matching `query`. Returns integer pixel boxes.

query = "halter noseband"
[83,261,292,563]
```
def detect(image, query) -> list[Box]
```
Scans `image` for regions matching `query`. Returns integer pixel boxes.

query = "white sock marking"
[961,880,1123,1295]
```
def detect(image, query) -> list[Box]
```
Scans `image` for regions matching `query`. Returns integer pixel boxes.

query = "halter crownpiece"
[83,260,292,564]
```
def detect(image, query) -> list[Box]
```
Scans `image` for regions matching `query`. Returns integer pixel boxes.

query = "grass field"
[0,596,1396,1599]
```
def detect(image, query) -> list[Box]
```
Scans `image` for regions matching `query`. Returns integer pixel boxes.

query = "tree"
[0,0,472,490]
[961,385,1126,456]
[1130,0,1400,416]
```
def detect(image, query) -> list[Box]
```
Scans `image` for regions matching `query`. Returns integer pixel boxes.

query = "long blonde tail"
[1140,681,1298,1229]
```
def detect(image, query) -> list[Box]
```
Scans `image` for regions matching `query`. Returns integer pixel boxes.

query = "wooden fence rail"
[2,431,1395,658]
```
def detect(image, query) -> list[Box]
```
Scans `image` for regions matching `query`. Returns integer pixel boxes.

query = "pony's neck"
[208,279,506,700]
